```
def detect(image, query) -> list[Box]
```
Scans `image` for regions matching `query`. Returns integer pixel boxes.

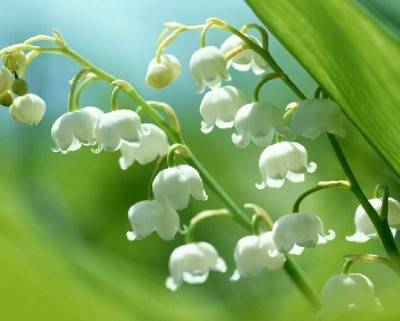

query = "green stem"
[342,254,400,277]
[68,69,91,111]
[253,71,283,101]
[111,86,122,111]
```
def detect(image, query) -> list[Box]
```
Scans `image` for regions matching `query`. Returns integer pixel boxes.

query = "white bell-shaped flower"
[166,242,227,291]
[95,109,141,152]
[189,46,229,93]
[220,35,267,75]
[200,86,246,134]
[119,123,169,169]
[0,66,13,93]
[232,102,285,149]
[51,106,103,153]
[272,213,335,254]
[257,141,317,189]
[230,232,286,281]
[145,54,181,89]
[126,200,179,241]
[9,93,46,125]
[346,198,399,243]
[319,273,382,321]
[288,99,346,139]
[152,164,208,210]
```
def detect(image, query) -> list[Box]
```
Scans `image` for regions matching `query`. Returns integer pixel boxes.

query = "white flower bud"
[51,106,103,153]
[166,242,226,291]
[232,102,285,149]
[287,99,346,139]
[257,141,317,189]
[190,46,229,93]
[126,200,179,241]
[230,232,285,281]
[95,109,141,152]
[200,86,246,134]
[319,273,382,320]
[9,93,46,125]
[145,54,181,89]
[346,198,399,243]
[272,213,335,253]
[119,123,169,169]
[0,67,13,94]
[220,35,267,75]
[152,164,207,210]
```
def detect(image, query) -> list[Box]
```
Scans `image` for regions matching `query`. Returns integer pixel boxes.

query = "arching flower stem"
[342,254,400,277]
[252,71,284,102]
[67,68,92,111]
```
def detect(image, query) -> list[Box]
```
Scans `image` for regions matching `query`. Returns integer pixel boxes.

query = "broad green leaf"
[246,0,400,177]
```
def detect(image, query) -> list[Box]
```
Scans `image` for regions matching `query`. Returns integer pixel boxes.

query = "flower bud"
[0,91,13,107]
[9,93,46,125]
[0,67,13,94]
[146,54,181,89]
[11,78,29,96]
[3,51,26,75]
[166,242,226,291]
[190,46,229,93]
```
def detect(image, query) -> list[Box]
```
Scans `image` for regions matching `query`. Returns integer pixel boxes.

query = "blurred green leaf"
[246,0,400,178]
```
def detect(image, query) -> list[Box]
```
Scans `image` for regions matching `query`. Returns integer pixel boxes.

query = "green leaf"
[246,0,400,177]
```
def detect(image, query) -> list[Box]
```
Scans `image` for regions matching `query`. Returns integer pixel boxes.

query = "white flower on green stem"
[9,93,46,125]
[51,106,103,153]
[232,102,285,149]
[346,198,399,243]
[189,46,229,93]
[272,213,335,253]
[166,242,227,291]
[146,54,181,89]
[319,273,382,320]
[220,34,267,75]
[0,66,13,94]
[230,232,286,281]
[94,109,141,152]
[287,99,346,139]
[152,164,207,210]
[126,200,179,241]
[257,141,317,189]
[200,85,246,134]
[119,123,169,169]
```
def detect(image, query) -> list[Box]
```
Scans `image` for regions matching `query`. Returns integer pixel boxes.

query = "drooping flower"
[126,200,179,241]
[95,109,141,152]
[199,85,246,134]
[9,93,46,125]
[119,123,169,169]
[189,46,229,93]
[257,141,317,189]
[220,34,267,75]
[145,54,181,89]
[287,99,346,139]
[272,213,335,254]
[232,102,285,149]
[166,242,227,291]
[0,66,13,94]
[319,273,382,321]
[51,106,103,153]
[230,232,286,281]
[346,198,399,243]
[152,164,207,210]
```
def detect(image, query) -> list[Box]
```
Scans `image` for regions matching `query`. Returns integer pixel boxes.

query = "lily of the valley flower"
[9,93,46,125]
[152,164,208,210]
[95,109,141,152]
[319,273,382,321]
[257,141,317,189]
[0,66,12,93]
[287,99,346,139]
[200,85,246,133]
[230,232,286,281]
[119,123,169,169]
[146,54,181,89]
[51,106,103,153]
[166,242,227,291]
[220,35,267,75]
[189,46,229,93]
[232,102,285,149]
[127,200,179,241]
[346,198,399,243]
[272,213,335,254]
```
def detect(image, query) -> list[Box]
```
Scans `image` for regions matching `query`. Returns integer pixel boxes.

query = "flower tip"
[126,231,137,241]
[255,181,266,190]
[307,162,317,173]
[165,277,179,291]
[230,270,240,282]
[200,121,214,134]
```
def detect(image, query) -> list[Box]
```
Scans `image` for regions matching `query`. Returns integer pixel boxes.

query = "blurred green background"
[1,1,400,320]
